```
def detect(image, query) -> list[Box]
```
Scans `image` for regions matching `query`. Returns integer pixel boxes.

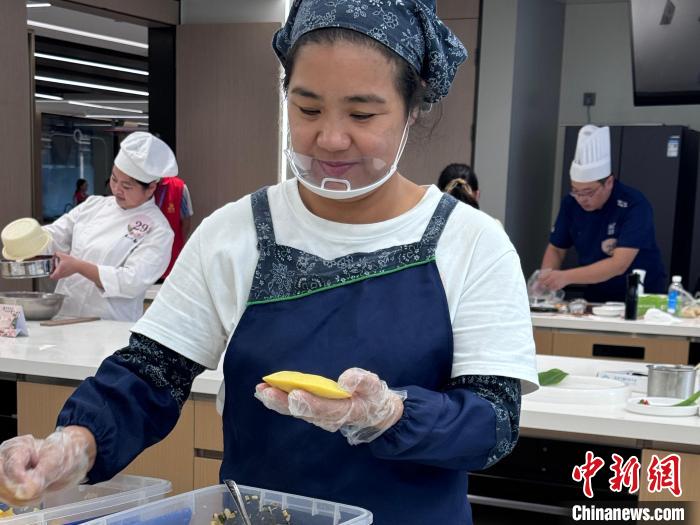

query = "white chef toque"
[570,125,611,183]
[114,132,178,184]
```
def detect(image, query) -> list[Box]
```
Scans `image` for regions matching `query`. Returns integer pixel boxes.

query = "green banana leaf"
[673,391,700,407]
[538,368,569,386]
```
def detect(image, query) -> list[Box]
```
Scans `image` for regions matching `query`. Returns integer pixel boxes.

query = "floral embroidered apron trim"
[247,186,457,305]
[248,256,436,305]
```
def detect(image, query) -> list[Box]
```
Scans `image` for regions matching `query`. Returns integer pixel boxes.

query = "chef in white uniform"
[44,132,175,322]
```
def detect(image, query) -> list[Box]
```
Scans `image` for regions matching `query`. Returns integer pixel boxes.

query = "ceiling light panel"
[68,101,143,113]
[28,20,148,49]
[85,115,149,119]
[35,75,149,96]
[35,92,63,100]
[35,53,148,76]
[69,99,147,104]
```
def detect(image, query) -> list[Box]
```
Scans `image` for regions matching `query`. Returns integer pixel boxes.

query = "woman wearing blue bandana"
[0,1,538,523]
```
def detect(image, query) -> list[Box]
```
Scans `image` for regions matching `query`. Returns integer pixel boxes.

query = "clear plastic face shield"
[284,119,411,200]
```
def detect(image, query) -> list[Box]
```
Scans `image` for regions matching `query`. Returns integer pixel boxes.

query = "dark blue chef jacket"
[550,180,666,302]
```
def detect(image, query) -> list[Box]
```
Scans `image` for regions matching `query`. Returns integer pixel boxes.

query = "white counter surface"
[1,321,698,447]
[0,321,223,395]
[531,312,700,338]
[524,355,700,447]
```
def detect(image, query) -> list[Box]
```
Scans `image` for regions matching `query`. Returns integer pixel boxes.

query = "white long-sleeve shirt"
[44,195,173,322]
[134,180,538,411]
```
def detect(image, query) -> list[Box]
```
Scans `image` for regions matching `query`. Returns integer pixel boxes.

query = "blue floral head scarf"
[273,0,468,103]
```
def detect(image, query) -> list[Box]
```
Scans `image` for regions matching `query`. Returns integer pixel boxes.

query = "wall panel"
[56,0,179,26]
[438,0,480,19]
[0,1,33,292]
[400,18,479,186]
[177,23,280,228]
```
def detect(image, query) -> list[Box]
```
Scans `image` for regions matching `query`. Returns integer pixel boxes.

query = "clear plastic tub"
[80,484,373,525]
[0,475,171,525]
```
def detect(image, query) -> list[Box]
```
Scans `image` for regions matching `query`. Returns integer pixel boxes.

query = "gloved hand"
[0,426,95,506]
[537,269,570,294]
[255,368,406,445]
[528,269,566,302]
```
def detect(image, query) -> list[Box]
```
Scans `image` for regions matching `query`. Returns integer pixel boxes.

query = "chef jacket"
[550,180,666,302]
[44,195,173,321]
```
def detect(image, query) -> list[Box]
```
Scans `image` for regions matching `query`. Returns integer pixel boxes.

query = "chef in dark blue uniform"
[0,1,539,523]
[539,125,666,302]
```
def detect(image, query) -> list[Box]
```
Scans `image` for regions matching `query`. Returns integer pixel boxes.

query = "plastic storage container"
[80,484,372,525]
[0,475,171,525]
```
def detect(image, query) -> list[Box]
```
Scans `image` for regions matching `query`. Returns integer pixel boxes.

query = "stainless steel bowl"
[0,292,65,320]
[0,255,55,279]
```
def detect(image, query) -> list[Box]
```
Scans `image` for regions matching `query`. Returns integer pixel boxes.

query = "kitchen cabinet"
[469,436,638,517]
[0,379,17,443]
[16,382,228,493]
[193,398,223,452]
[551,332,689,364]
[123,402,194,496]
[533,328,553,355]
[639,449,700,525]
[16,381,195,495]
[16,382,73,437]
[193,398,223,489]
[194,457,222,490]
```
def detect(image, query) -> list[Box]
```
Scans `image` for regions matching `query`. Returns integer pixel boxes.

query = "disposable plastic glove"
[254,383,292,416]
[255,368,406,445]
[0,426,95,506]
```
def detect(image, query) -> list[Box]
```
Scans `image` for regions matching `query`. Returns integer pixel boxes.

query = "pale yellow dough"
[263,371,351,399]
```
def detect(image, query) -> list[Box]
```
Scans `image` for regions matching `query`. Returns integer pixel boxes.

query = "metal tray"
[530,305,559,313]
[0,255,55,279]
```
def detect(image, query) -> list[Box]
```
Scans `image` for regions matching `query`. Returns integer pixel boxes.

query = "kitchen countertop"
[531,312,700,338]
[524,355,700,447]
[0,320,223,395]
[146,280,700,338]
[1,321,699,447]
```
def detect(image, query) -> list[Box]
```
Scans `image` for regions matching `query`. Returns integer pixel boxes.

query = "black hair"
[109,168,152,190]
[281,27,428,116]
[438,163,479,209]
[438,163,478,192]
[75,179,88,192]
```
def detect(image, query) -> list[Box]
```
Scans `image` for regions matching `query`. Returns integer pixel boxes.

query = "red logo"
[647,453,682,497]
[572,451,606,498]
[609,454,641,494]
[572,452,682,499]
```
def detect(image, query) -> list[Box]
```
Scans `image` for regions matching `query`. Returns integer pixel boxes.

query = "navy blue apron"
[221,188,468,524]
